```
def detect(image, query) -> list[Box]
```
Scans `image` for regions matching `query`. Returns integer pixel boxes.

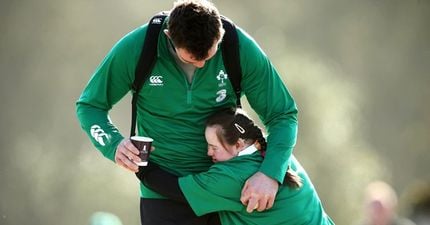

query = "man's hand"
[240,172,279,213]
[114,138,141,172]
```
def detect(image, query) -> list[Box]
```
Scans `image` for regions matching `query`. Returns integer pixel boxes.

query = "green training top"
[76,18,298,198]
[179,155,335,225]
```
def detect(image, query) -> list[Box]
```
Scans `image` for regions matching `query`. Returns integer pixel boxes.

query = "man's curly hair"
[168,0,223,60]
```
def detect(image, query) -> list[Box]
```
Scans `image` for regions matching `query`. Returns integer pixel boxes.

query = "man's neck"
[166,38,196,83]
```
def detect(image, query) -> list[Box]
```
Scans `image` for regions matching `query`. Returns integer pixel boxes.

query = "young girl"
[137,108,335,225]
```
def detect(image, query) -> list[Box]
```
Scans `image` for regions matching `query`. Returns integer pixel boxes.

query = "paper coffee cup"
[130,136,153,166]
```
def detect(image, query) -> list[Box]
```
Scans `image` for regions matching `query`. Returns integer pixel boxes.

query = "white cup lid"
[130,136,153,142]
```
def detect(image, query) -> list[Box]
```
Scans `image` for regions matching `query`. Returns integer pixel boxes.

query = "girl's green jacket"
[179,155,335,225]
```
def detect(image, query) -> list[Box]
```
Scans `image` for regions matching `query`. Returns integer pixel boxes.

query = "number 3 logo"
[216,89,227,102]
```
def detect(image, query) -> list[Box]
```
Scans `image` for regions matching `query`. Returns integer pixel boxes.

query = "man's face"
[175,38,220,68]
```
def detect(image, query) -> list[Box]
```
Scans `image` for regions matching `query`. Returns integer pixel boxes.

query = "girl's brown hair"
[206,108,302,188]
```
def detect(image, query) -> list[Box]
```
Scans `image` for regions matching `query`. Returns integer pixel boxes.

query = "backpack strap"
[221,16,243,108]
[130,12,168,137]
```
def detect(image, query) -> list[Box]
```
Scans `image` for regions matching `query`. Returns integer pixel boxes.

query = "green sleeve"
[178,165,244,216]
[75,26,146,161]
[237,28,298,183]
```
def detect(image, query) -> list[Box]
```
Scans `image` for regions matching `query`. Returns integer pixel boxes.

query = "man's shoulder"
[231,26,263,56]
[116,24,149,47]
[106,24,150,58]
[233,26,254,42]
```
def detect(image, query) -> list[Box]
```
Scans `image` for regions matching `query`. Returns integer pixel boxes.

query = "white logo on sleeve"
[216,70,228,87]
[149,75,164,86]
[216,89,227,102]
[90,125,108,146]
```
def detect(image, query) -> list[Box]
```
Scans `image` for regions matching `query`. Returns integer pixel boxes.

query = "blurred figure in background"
[89,211,123,225]
[403,181,430,225]
[357,181,415,225]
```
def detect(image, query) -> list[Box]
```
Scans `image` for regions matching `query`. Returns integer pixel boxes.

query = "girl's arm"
[136,163,187,203]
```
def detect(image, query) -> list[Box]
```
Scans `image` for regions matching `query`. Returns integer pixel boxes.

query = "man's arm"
[76,103,142,172]
[76,26,147,171]
[236,28,299,212]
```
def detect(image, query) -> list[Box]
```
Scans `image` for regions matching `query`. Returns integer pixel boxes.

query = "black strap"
[130,12,168,137]
[130,14,242,137]
[221,16,243,108]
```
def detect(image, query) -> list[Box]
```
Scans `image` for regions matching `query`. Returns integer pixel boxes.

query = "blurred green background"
[1,0,429,224]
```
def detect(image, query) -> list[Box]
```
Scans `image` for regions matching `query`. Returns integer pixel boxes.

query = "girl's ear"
[235,138,246,151]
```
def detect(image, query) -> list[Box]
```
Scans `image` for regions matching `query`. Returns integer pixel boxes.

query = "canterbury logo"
[149,75,164,86]
[152,18,162,24]
[90,125,108,146]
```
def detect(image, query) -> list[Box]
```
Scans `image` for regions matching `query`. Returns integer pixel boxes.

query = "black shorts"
[140,198,221,225]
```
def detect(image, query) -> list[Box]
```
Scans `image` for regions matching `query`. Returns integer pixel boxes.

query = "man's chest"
[138,61,237,112]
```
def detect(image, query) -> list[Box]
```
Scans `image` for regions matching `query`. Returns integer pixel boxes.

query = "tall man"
[76,0,298,224]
